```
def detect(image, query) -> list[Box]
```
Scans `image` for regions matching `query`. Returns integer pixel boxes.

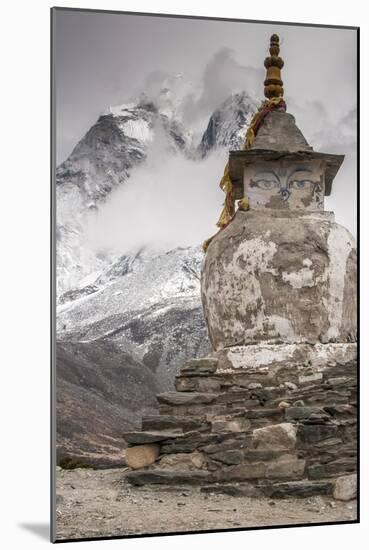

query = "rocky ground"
[55,467,357,541]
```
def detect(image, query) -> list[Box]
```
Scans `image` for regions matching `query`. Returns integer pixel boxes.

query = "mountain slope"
[57,246,209,390]
[56,340,159,468]
[55,80,258,466]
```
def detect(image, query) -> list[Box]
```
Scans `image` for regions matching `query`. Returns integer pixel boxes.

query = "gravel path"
[55,467,357,541]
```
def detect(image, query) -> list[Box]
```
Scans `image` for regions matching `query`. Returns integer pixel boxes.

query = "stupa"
[124,35,357,499]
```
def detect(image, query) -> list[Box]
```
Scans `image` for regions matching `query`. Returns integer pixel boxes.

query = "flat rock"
[202,436,253,455]
[297,424,338,445]
[298,372,323,385]
[156,391,218,406]
[285,407,330,422]
[180,358,218,376]
[244,408,283,420]
[175,376,221,393]
[123,430,183,444]
[307,457,357,479]
[262,480,334,498]
[126,470,212,486]
[141,415,207,433]
[161,433,219,454]
[211,450,244,465]
[333,474,357,501]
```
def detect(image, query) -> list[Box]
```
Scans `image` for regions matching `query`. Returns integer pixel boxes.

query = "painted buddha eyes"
[253,179,278,190]
[289,179,312,189]
[251,176,314,191]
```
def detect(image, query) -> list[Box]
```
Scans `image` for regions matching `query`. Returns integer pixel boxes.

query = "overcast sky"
[54,9,357,236]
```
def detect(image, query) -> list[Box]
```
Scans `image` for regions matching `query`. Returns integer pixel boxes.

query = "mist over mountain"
[57,74,257,289]
[55,74,258,466]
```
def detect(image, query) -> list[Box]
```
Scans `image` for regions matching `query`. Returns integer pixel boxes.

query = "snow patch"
[119,119,153,142]
[105,102,137,116]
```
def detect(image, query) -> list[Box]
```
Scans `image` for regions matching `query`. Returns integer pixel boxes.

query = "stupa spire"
[264,34,284,99]
[202,34,289,251]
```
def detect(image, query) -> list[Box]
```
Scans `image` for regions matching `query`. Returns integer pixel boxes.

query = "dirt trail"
[55,467,357,541]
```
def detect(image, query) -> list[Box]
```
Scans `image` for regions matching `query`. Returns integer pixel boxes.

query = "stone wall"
[125,344,357,498]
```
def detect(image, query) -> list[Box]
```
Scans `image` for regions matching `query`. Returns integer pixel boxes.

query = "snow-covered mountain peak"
[56,78,258,296]
[199,91,258,156]
[104,101,137,116]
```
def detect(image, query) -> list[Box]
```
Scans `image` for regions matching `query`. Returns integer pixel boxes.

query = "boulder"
[333,474,357,501]
[126,444,160,469]
[253,423,297,450]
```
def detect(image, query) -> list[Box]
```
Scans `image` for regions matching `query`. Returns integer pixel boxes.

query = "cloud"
[139,70,174,102]
[84,122,226,254]
[288,98,357,154]
[182,48,263,125]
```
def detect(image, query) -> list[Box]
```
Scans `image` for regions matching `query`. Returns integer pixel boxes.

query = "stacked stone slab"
[125,344,357,497]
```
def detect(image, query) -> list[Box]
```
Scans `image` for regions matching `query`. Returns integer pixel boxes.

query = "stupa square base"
[125,343,357,499]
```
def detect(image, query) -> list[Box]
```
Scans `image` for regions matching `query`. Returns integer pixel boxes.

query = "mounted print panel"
[51,8,358,542]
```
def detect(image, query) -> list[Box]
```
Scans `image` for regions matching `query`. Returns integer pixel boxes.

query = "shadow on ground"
[18,523,49,541]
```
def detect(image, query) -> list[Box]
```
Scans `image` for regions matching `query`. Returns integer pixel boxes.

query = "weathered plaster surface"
[323,225,357,341]
[282,258,314,288]
[214,342,357,373]
[202,210,356,350]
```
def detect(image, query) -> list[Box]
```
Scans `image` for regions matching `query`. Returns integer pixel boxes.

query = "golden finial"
[264,34,284,99]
